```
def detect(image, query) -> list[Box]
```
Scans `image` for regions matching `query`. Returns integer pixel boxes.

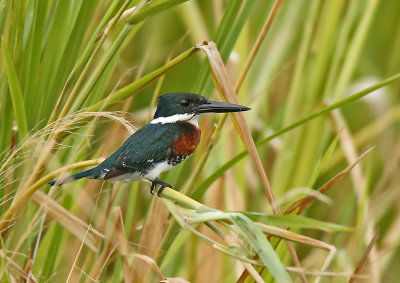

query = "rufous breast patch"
[172,128,201,156]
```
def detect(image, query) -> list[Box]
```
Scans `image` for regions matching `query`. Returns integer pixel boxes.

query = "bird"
[49,92,251,196]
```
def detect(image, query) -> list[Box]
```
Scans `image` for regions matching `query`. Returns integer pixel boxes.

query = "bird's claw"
[157,185,167,197]
[150,183,156,195]
[150,178,173,197]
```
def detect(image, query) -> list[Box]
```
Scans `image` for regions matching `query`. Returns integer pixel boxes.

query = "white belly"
[143,161,174,180]
[109,161,174,183]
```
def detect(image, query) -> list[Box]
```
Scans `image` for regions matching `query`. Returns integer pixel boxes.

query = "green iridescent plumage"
[100,122,198,179]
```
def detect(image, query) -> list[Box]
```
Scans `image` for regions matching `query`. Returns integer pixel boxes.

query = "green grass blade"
[87,46,200,112]
[0,76,13,152]
[128,0,192,24]
[1,39,28,140]
[307,134,340,188]
[265,215,353,232]
[193,0,242,94]
[231,214,292,282]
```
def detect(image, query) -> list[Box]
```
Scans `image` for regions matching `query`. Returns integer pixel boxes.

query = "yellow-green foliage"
[1,0,400,282]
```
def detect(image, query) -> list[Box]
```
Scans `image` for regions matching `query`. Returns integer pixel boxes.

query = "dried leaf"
[349,229,379,283]
[198,41,280,214]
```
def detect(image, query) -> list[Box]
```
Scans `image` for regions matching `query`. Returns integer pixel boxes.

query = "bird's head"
[152,92,250,124]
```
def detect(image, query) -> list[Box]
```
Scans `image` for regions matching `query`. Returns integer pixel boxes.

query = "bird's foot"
[150,178,174,197]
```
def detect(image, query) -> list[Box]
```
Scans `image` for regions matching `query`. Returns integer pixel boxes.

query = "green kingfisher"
[49,92,250,196]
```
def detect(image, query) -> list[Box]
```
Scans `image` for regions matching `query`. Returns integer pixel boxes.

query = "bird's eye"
[180,99,190,106]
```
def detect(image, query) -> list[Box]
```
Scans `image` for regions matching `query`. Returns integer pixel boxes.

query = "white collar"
[150,113,200,127]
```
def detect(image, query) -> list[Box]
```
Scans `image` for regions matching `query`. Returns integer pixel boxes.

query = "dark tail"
[48,167,99,186]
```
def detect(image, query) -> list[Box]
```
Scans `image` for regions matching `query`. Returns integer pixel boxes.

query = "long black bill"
[195,99,251,114]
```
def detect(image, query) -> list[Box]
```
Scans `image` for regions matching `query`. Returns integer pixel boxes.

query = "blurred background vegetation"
[0,0,400,282]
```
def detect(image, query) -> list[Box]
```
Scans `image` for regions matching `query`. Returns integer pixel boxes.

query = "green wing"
[102,122,193,179]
